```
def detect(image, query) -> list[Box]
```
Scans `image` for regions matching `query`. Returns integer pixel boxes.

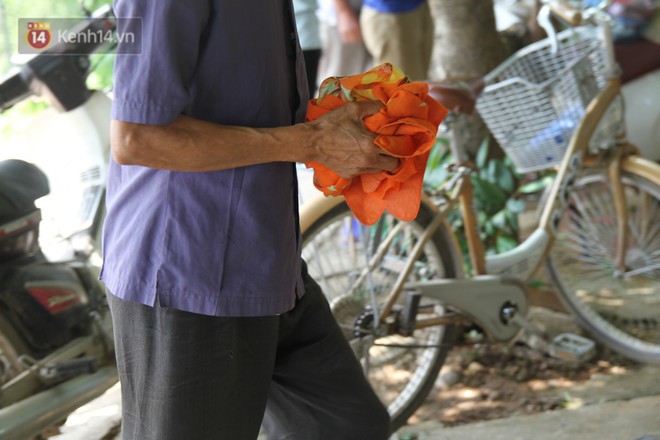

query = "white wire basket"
[476,26,611,173]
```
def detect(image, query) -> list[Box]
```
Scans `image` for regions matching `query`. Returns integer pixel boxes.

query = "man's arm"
[111,100,399,179]
[333,0,363,43]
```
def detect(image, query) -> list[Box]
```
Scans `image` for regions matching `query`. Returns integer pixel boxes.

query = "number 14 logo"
[26,22,51,50]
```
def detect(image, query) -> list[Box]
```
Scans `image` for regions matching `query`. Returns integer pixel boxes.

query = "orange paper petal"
[306,162,350,196]
[344,184,387,226]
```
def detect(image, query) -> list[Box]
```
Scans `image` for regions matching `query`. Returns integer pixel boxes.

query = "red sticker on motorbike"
[27,287,83,314]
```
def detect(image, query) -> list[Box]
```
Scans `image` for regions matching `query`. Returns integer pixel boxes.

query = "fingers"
[340,100,384,132]
[352,100,384,120]
[306,101,394,179]
[376,154,400,173]
[334,153,400,180]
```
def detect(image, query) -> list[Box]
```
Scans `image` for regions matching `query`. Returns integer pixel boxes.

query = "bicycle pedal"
[548,333,596,363]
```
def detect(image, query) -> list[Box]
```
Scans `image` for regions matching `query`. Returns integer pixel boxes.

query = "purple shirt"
[101,0,308,316]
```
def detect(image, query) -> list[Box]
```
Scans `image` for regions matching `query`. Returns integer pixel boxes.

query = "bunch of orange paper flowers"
[305,63,448,226]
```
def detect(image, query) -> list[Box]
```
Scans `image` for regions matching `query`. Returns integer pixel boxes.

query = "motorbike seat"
[0,160,49,221]
[427,79,485,115]
[615,37,660,84]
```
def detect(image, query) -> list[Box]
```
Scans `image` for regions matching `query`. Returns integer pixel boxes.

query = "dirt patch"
[408,334,640,427]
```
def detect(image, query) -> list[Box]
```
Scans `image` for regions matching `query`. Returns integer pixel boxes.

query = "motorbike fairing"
[0,263,90,356]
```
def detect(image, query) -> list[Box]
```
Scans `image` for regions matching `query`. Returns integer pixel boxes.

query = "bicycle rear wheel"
[547,166,660,363]
[302,199,462,430]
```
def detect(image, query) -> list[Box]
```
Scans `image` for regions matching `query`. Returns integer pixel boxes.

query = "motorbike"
[0,6,117,440]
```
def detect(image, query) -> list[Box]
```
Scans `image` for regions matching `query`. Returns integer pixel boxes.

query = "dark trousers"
[303,48,321,97]
[107,270,390,440]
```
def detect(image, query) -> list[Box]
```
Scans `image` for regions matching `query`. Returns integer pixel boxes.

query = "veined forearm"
[110,115,315,171]
[110,101,398,178]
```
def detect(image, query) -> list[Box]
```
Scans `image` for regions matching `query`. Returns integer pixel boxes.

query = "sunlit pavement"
[46,383,121,440]
[396,395,660,440]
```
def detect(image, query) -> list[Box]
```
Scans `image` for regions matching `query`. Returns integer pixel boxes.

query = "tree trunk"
[429,0,508,156]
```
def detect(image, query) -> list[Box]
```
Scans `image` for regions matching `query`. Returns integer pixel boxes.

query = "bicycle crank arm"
[405,275,529,342]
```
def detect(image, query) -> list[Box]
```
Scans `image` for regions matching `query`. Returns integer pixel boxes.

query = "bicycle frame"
[393,82,660,342]
[300,4,660,344]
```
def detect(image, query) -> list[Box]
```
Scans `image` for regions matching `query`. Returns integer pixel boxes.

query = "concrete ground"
[395,395,660,440]
[47,365,660,440]
[394,364,660,440]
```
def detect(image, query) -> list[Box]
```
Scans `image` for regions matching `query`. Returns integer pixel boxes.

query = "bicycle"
[299,0,660,431]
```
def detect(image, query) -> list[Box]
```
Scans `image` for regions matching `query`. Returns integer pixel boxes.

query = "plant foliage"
[424,136,554,271]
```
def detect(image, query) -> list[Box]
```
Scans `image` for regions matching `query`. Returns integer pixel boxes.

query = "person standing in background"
[317,0,372,83]
[360,0,434,80]
[293,0,323,95]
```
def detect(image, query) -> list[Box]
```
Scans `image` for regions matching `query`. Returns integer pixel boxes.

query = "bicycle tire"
[547,166,660,363]
[302,199,462,430]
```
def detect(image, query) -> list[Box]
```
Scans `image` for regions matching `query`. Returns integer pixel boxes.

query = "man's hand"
[336,8,362,44]
[306,100,399,179]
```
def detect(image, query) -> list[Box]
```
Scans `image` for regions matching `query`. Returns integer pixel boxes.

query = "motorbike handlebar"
[0,5,116,113]
[0,70,32,113]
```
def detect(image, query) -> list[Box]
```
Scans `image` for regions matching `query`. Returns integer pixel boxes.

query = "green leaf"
[436,136,450,149]
[491,210,508,229]
[505,209,520,231]
[472,177,507,207]
[519,174,555,194]
[425,147,441,172]
[503,156,524,177]
[506,198,526,213]
[484,221,495,236]
[496,163,515,193]
[496,234,519,252]
[487,160,498,182]
[424,141,455,190]
[475,137,489,169]
[424,166,449,190]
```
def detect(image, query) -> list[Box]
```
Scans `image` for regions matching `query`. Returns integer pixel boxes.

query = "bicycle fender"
[622,155,660,185]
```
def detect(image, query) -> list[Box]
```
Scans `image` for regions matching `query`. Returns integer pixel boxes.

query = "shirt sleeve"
[111,0,210,125]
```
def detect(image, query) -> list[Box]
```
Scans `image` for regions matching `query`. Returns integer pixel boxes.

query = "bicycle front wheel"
[547,165,660,363]
[302,199,462,430]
